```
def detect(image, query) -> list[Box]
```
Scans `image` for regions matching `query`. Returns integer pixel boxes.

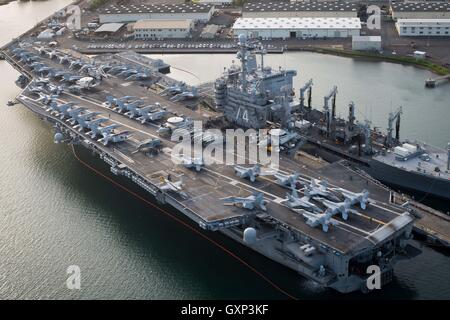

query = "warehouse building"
[352,35,382,51]
[133,19,194,40]
[98,3,213,24]
[395,19,450,36]
[233,17,361,39]
[242,2,359,18]
[390,2,450,20]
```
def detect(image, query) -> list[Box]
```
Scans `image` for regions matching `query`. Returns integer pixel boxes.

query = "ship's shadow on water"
[22,121,421,299]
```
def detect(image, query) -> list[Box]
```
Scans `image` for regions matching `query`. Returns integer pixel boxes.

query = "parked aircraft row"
[104,95,169,124]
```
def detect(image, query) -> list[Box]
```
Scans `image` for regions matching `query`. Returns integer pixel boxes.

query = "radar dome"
[54,132,64,144]
[243,227,257,244]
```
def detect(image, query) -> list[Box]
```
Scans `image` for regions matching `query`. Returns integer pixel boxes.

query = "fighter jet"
[316,198,352,221]
[274,171,300,190]
[223,192,267,211]
[158,176,187,198]
[105,95,137,108]
[138,108,168,124]
[179,156,204,172]
[29,62,45,70]
[98,130,131,146]
[48,69,68,79]
[36,93,58,105]
[79,63,96,73]
[160,82,187,96]
[69,59,84,70]
[72,112,102,130]
[234,164,261,182]
[98,64,113,74]
[66,107,86,126]
[11,48,25,57]
[28,84,46,95]
[296,208,337,233]
[304,179,340,201]
[108,65,129,75]
[35,66,53,76]
[122,100,145,117]
[58,54,71,64]
[332,188,370,210]
[88,123,120,139]
[117,69,138,78]
[131,138,162,155]
[61,74,83,83]
[46,83,64,95]
[48,102,76,119]
[47,50,58,59]
[30,63,46,72]
[170,87,199,102]
[115,99,144,114]
[124,105,154,119]
[19,52,37,63]
[125,72,151,81]
[283,190,321,213]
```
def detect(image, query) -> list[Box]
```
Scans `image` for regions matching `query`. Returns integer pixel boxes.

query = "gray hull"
[367,159,450,201]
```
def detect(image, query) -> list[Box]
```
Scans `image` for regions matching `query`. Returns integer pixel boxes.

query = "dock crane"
[299,79,313,110]
[323,85,338,137]
[386,106,402,147]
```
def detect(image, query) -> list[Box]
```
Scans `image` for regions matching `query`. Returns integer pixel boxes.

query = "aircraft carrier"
[8,32,450,294]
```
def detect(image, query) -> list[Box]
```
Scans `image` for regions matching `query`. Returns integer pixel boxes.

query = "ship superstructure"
[215,34,297,129]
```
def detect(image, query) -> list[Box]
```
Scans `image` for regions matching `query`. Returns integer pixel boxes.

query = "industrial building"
[352,35,382,51]
[242,2,358,18]
[390,2,450,20]
[395,19,450,36]
[233,17,361,39]
[94,23,124,35]
[98,3,213,24]
[133,19,194,40]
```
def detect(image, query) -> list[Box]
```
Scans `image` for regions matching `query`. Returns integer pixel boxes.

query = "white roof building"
[352,35,382,51]
[94,23,124,33]
[395,19,450,36]
[98,3,213,23]
[133,19,194,39]
[233,17,361,39]
[243,2,358,18]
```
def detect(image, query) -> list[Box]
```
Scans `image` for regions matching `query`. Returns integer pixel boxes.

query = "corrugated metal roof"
[243,1,357,13]
[233,17,361,30]
[94,23,124,33]
[98,3,212,15]
[391,2,450,12]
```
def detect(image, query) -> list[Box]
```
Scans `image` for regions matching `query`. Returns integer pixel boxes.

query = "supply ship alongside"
[7,30,450,294]
[214,39,450,202]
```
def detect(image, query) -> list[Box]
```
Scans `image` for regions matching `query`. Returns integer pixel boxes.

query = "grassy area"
[308,47,450,76]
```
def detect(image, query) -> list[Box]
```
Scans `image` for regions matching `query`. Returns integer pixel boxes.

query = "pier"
[425,74,450,88]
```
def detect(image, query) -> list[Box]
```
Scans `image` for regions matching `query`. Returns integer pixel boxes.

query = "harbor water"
[0,0,449,299]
